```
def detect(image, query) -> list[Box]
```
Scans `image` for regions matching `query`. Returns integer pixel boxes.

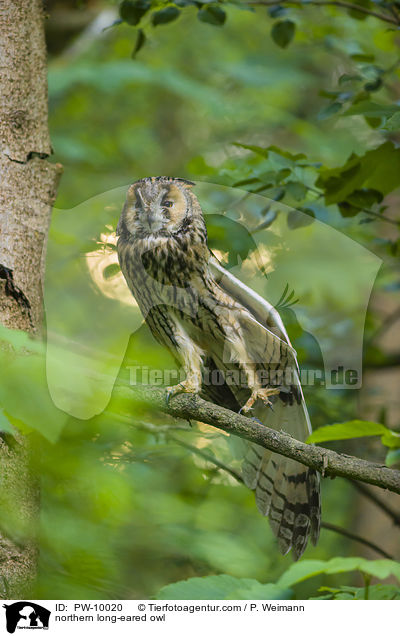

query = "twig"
[167,433,245,483]
[349,480,400,527]
[113,384,400,494]
[124,416,244,481]
[357,206,400,226]
[246,0,400,26]
[321,522,394,560]
[306,187,399,226]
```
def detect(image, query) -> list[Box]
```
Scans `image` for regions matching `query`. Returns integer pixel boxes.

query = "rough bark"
[115,385,400,495]
[0,0,62,598]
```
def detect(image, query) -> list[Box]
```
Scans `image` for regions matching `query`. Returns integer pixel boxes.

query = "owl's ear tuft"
[175,178,195,188]
[126,184,137,203]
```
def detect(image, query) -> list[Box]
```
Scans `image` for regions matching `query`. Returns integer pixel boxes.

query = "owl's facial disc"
[124,182,189,237]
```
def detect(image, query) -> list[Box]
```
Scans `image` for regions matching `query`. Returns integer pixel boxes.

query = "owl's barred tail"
[243,444,321,560]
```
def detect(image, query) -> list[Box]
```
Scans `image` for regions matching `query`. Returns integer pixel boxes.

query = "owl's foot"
[165,379,200,405]
[240,387,280,414]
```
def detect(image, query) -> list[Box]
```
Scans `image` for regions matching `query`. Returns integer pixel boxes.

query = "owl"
[117,176,321,560]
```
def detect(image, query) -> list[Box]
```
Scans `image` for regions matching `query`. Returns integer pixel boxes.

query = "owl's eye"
[163,201,174,208]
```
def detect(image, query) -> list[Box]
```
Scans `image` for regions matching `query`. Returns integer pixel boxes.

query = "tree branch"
[126,415,396,559]
[349,480,400,527]
[114,384,400,495]
[320,522,394,560]
[246,0,400,26]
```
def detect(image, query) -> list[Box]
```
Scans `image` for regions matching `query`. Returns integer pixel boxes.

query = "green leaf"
[316,142,400,205]
[258,208,278,228]
[307,420,400,448]
[271,20,296,49]
[287,208,315,229]
[381,429,400,449]
[132,28,146,58]
[233,143,305,162]
[278,558,400,589]
[276,168,291,182]
[343,102,399,118]
[351,53,375,62]
[233,177,261,187]
[337,188,383,218]
[306,420,389,443]
[267,145,306,161]
[233,142,269,158]
[317,102,342,121]
[286,181,308,201]
[338,73,362,85]
[337,201,361,217]
[103,264,121,280]
[383,112,400,131]
[313,584,400,600]
[152,7,181,26]
[197,5,227,26]
[119,0,150,26]
[347,188,383,207]
[157,574,292,600]
[364,77,382,92]
[386,449,400,467]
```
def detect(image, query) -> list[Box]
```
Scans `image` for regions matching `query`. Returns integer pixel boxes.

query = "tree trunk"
[0,0,62,598]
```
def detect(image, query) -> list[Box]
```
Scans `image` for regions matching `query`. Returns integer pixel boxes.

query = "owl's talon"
[241,387,280,413]
[165,380,200,404]
[239,405,253,415]
[165,382,184,405]
[165,388,174,406]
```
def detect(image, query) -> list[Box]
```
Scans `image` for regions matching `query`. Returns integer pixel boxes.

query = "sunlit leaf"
[307,420,388,443]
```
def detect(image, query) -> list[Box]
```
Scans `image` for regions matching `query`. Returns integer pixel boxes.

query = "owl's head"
[117,176,205,241]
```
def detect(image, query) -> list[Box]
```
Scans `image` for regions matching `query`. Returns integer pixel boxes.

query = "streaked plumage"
[117,176,321,559]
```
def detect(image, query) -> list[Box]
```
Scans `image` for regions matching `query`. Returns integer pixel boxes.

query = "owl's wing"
[208,254,321,560]
[209,254,290,343]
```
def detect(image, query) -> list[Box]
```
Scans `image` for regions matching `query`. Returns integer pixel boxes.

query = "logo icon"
[3,602,50,633]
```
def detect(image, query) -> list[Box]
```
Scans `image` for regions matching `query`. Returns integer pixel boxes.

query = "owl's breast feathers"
[117,226,214,319]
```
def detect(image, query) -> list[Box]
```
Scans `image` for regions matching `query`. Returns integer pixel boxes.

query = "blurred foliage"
[1,0,400,601]
[156,558,400,599]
